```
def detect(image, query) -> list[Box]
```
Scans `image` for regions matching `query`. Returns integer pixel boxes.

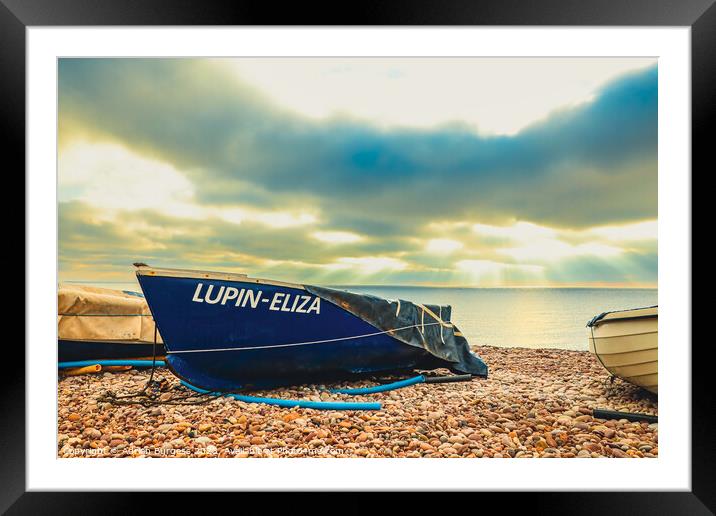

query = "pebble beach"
[57,346,658,458]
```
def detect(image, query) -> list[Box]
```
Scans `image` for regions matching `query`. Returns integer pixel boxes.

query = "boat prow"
[587,305,657,394]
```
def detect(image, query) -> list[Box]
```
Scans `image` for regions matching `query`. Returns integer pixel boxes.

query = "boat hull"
[136,271,441,391]
[58,339,165,362]
[587,306,657,394]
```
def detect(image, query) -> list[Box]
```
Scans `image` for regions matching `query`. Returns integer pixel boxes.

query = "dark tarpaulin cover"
[305,285,488,377]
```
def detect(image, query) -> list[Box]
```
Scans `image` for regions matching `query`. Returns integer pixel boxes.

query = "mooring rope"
[97,326,217,407]
[168,321,452,355]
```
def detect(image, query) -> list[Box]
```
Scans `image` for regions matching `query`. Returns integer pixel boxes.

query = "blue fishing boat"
[135,264,488,391]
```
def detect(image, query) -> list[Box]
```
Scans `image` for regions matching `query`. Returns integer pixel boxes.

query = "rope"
[168,321,451,355]
[96,326,218,407]
[58,313,153,317]
[59,360,165,368]
[94,321,467,409]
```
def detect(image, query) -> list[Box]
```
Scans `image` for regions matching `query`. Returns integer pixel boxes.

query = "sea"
[344,287,657,351]
[77,281,657,352]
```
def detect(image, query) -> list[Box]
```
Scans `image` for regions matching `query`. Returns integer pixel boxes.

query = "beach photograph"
[57,57,658,459]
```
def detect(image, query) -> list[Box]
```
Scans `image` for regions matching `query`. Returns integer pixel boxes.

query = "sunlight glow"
[59,140,319,229]
[217,207,317,228]
[327,256,408,274]
[312,231,363,244]
[58,140,201,218]
[425,238,464,254]
[589,220,658,242]
[456,259,543,284]
[473,221,624,263]
[501,241,622,262]
[473,221,556,241]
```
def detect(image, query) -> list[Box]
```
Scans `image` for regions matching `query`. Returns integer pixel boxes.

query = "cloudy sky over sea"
[58,58,657,287]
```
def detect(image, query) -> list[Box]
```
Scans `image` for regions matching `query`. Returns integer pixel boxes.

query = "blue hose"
[180,380,382,411]
[330,375,426,394]
[58,360,166,369]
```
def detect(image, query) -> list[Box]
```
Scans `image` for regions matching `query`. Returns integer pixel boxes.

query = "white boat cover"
[58,284,162,343]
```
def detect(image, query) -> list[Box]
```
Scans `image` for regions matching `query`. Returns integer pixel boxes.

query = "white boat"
[587,306,657,394]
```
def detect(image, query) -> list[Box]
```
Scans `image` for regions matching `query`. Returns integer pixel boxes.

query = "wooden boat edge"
[134,264,306,290]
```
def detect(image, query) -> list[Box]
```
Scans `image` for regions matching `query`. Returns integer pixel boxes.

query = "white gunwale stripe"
[168,322,447,354]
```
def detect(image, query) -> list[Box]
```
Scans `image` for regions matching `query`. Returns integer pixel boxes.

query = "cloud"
[59,139,319,228]
[60,59,657,231]
[587,220,657,242]
[219,58,657,135]
[58,59,658,286]
[59,140,201,217]
[312,231,363,244]
[59,198,657,287]
[425,238,464,254]
[59,201,416,283]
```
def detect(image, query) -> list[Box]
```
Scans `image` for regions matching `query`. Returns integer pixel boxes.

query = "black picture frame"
[5,0,709,512]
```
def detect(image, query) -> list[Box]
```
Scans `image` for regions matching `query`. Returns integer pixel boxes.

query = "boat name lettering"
[191,283,320,314]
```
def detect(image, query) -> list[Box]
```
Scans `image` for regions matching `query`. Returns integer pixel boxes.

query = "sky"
[58,57,658,287]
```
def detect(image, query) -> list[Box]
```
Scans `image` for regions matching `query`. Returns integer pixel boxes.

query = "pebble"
[57,346,658,458]
[82,428,101,439]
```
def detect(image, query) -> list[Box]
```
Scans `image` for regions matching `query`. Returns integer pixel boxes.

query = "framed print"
[6,0,711,512]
